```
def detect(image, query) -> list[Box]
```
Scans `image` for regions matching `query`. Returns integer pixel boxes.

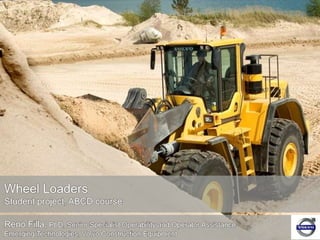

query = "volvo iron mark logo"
[296,218,316,237]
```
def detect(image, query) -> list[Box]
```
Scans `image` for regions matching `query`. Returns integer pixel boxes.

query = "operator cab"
[151,44,238,113]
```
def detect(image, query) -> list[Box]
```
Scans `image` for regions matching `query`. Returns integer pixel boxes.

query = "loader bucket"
[128,101,192,166]
[123,88,149,121]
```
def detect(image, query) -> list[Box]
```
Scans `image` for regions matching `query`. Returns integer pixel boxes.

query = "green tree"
[171,0,193,15]
[306,0,320,17]
[139,0,161,21]
[121,11,141,26]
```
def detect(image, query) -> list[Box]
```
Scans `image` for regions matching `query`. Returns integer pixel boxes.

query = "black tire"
[264,118,304,199]
[161,149,234,214]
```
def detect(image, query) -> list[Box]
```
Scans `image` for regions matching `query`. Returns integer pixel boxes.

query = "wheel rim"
[202,181,224,211]
[282,142,298,177]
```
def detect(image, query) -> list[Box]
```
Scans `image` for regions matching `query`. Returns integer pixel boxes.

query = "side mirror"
[150,48,156,70]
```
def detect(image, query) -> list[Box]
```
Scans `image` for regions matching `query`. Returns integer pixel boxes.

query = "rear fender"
[258,98,309,172]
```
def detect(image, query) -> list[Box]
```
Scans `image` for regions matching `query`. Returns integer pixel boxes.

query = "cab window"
[221,47,237,111]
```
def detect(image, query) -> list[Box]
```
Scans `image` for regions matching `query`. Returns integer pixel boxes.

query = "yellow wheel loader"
[125,38,309,214]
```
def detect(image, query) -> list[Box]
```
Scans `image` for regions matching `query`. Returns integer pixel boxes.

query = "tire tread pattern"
[264,118,304,199]
[161,149,232,202]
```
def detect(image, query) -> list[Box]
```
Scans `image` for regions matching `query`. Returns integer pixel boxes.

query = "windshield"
[164,46,218,111]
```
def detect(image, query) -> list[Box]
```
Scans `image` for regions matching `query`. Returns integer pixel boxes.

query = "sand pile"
[0,0,64,32]
[0,0,124,32]
[54,94,137,159]
[49,4,125,30]
[127,13,216,42]
[0,22,151,175]
[127,13,320,45]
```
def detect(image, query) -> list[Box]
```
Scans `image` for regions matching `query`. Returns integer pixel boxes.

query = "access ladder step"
[240,176,257,191]
[243,143,251,148]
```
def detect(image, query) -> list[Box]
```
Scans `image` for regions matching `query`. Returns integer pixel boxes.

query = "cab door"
[214,44,242,121]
